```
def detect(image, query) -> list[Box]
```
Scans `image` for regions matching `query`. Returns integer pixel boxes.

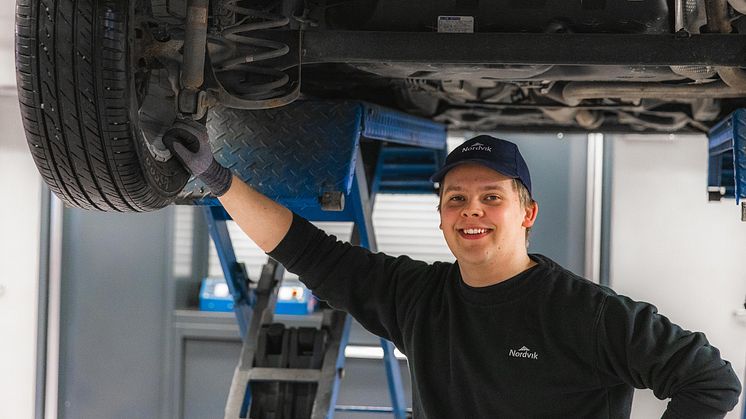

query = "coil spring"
[217,1,293,100]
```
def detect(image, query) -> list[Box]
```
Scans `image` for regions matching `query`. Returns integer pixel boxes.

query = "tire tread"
[14,0,184,212]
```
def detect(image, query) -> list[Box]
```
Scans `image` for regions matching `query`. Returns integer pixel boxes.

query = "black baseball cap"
[430,135,532,196]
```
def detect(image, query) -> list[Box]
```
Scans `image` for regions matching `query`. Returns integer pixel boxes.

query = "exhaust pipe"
[561,1,746,105]
[702,0,746,90]
[727,0,746,14]
[561,81,746,105]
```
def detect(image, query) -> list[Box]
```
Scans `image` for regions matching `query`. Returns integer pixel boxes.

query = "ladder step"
[248,367,322,383]
[380,180,435,188]
[382,163,436,172]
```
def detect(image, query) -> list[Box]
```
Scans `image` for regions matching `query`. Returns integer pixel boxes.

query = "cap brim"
[429,159,519,183]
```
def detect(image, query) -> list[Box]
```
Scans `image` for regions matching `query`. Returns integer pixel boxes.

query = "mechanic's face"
[439,164,537,268]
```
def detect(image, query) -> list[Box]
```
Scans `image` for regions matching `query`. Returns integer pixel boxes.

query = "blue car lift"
[707,109,746,222]
[188,100,446,418]
[707,110,746,419]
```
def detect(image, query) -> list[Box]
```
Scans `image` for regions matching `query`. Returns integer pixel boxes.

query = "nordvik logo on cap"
[462,142,492,153]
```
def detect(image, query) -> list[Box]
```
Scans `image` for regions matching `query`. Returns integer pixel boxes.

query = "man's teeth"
[463,228,488,234]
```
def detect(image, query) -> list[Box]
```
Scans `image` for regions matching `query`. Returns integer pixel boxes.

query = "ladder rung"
[248,367,322,383]
[335,405,405,413]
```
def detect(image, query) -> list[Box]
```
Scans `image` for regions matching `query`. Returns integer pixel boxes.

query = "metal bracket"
[320,191,345,211]
[177,88,212,119]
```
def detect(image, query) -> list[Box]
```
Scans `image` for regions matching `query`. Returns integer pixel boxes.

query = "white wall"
[0,1,42,417]
[0,0,14,89]
[610,134,746,418]
[0,99,42,418]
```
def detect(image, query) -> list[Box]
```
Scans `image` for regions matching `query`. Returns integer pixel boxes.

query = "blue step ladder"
[183,100,446,418]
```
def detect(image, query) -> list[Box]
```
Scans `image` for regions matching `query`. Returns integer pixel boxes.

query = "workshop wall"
[55,208,174,419]
[609,133,746,418]
[0,95,41,419]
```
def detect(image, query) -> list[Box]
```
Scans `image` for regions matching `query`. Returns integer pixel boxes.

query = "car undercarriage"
[140,0,746,133]
[15,0,746,211]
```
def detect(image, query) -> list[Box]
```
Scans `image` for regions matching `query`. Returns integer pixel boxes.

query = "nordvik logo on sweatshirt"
[509,346,539,360]
[462,142,492,153]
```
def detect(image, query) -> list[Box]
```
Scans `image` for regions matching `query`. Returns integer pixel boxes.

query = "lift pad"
[707,109,746,221]
[179,100,446,217]
[188,100,446,418]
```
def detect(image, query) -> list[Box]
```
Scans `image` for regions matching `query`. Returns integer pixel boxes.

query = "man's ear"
[522,201,538,228]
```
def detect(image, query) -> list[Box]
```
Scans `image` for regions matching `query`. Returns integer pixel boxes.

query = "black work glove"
[163,119,233,197]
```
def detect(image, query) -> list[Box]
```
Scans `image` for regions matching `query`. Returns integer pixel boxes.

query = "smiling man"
[434,139,539,287]
[165,123,742,418]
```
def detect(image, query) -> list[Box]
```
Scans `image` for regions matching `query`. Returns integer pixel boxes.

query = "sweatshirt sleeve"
[267,212,433,349]
[594,293,742,418]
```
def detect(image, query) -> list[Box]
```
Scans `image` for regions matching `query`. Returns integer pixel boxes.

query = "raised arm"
[163,120,292,252]
[164,120,430,346]
[218,176,292,252]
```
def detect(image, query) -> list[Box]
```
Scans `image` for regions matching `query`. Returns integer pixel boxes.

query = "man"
[164,121,742,418]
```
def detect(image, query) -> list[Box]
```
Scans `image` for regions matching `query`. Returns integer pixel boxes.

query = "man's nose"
[461,201,484,217]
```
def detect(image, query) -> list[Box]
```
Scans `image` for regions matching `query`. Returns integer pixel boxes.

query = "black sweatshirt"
[268,213,742,418]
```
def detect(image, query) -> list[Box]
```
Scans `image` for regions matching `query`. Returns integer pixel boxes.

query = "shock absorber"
[217,1,296,101]
[178,0,211,118]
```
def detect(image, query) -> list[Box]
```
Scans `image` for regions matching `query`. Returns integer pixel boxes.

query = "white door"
[608,133,746,418]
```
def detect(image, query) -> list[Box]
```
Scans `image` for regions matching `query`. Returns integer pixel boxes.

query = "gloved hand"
[163,119,232,196]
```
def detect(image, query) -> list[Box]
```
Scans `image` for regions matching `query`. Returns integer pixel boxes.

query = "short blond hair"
[512,179,536,242]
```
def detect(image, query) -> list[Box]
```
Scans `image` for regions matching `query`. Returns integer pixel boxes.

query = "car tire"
[15,0,190,211]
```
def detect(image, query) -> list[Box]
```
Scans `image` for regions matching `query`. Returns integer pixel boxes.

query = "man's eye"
[485,195,500,201]
[448,195,464,201]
